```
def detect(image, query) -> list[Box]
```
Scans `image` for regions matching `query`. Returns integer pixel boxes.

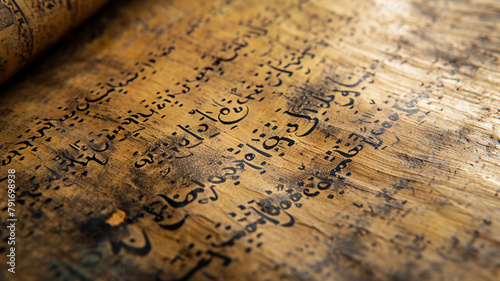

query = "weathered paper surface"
[0,0,499,280]
[0,0,110,84]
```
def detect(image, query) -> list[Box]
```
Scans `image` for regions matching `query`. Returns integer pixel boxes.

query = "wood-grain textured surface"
[0,0,499,280]
[0,0,110,84]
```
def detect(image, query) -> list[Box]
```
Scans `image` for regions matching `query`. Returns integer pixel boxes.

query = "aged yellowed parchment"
[0,0,110,84]
[0,0,499,280]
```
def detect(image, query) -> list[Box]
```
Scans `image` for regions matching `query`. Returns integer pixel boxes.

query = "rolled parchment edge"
[0,0,111,86]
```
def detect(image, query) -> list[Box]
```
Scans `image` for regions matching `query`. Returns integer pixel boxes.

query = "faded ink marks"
[0,3,14,30]
[0,0,32,72]
[35,0,73,12]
